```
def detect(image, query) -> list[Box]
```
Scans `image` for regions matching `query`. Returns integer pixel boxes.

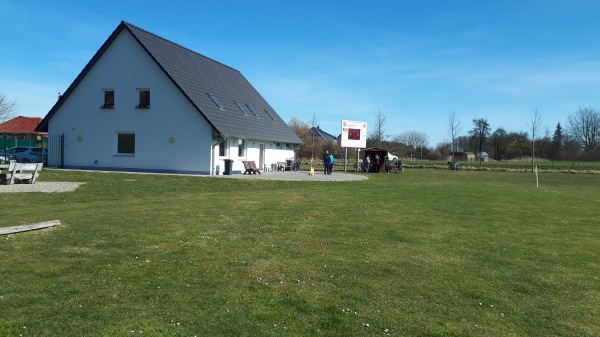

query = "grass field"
[1,169,599,336]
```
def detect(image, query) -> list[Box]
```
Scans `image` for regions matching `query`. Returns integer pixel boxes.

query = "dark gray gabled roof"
[38,21,302,145]
[311,126,338,143]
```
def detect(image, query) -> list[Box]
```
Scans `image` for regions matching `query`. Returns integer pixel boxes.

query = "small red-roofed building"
[0,116,46,150]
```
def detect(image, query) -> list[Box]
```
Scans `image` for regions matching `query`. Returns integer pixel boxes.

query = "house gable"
[45,27,214,173]
[38,21,302,146]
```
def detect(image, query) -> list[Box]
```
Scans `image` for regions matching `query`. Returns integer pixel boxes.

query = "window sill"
[100,105,114,109]
[135,105,150,109]
[114,153,135,157]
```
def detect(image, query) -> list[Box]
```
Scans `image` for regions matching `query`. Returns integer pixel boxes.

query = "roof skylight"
[264,109,276,122]
[246,104,259,117]
[234,101,247,114]
[208,94,224,110]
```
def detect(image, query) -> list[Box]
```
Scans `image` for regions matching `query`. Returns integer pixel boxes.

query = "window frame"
[208,94,225,110]
[264,109,276,122]
[102,89,114,109]
[116,132,135,156]
[246,104,259,117]
[234,101,248,115]
[137,89,150,109]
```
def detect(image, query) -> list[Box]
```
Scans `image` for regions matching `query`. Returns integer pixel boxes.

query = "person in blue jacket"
[328,152,334,174]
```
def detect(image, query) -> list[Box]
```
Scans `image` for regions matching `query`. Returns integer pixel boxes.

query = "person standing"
[373,154,381,173]
[322,151,329,174]
[328,152,334,174]
[384,154,391,173]
[363,155,370,172]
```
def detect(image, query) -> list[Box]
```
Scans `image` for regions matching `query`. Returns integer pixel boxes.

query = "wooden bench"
[0,162,43,185]
[242,160,261,175]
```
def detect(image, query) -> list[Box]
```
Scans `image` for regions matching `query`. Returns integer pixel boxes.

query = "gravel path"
[0,182,85,193]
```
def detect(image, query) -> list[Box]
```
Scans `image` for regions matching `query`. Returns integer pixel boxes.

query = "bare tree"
[567,107,600,153]
[368,108,386,148]
[448,111,462,161]
[0,92,19,123]
[397,130,429,159]
[527,109,543,172]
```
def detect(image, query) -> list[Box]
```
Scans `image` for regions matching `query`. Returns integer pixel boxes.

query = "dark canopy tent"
[363,147,389,173]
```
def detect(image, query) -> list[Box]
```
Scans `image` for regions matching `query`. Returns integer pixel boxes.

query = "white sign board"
[340,120,368,148]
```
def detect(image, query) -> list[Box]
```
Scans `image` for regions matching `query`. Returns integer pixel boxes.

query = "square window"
[137,89,150,108]
[102,90,114,108]
[117,133,135,154]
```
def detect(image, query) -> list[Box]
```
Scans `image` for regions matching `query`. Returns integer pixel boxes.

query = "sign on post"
[340,120,367,149]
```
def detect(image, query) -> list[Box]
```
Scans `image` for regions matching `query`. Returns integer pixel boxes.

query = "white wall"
[48,29,214,173]
[214,138,295,173]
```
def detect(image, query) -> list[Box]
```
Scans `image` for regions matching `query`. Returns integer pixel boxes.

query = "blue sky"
[1,0,599,146]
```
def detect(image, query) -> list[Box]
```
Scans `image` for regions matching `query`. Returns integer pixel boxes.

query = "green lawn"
[1,169,599,336]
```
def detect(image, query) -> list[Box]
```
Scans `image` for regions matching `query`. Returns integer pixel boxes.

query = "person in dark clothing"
[373,154,381,173]
[323,151,330,174]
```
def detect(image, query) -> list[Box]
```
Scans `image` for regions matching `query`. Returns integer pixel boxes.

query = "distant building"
[453,152,476,162]
[0,116,46,149]
[310,126,338,145]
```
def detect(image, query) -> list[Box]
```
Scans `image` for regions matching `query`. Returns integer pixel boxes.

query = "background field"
[1,169,599,336]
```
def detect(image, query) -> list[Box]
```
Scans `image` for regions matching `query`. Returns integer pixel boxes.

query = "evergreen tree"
[551,122,563,160]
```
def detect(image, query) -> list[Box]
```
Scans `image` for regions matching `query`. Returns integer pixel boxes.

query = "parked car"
[3,146,47,163]
[0,150,9,164]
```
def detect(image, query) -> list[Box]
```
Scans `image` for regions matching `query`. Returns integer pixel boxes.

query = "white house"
[37,21,302,175]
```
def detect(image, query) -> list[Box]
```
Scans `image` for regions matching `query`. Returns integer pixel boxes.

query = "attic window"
[102,89,114,109]
[264,109,276,122]
[209,94,224,110]
[137,89,150,108]
[234,101,248,115]
[246,104,259,117]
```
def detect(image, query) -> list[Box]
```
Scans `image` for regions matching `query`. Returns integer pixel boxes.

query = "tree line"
[289,107,600,162]
[454,107,600,162]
